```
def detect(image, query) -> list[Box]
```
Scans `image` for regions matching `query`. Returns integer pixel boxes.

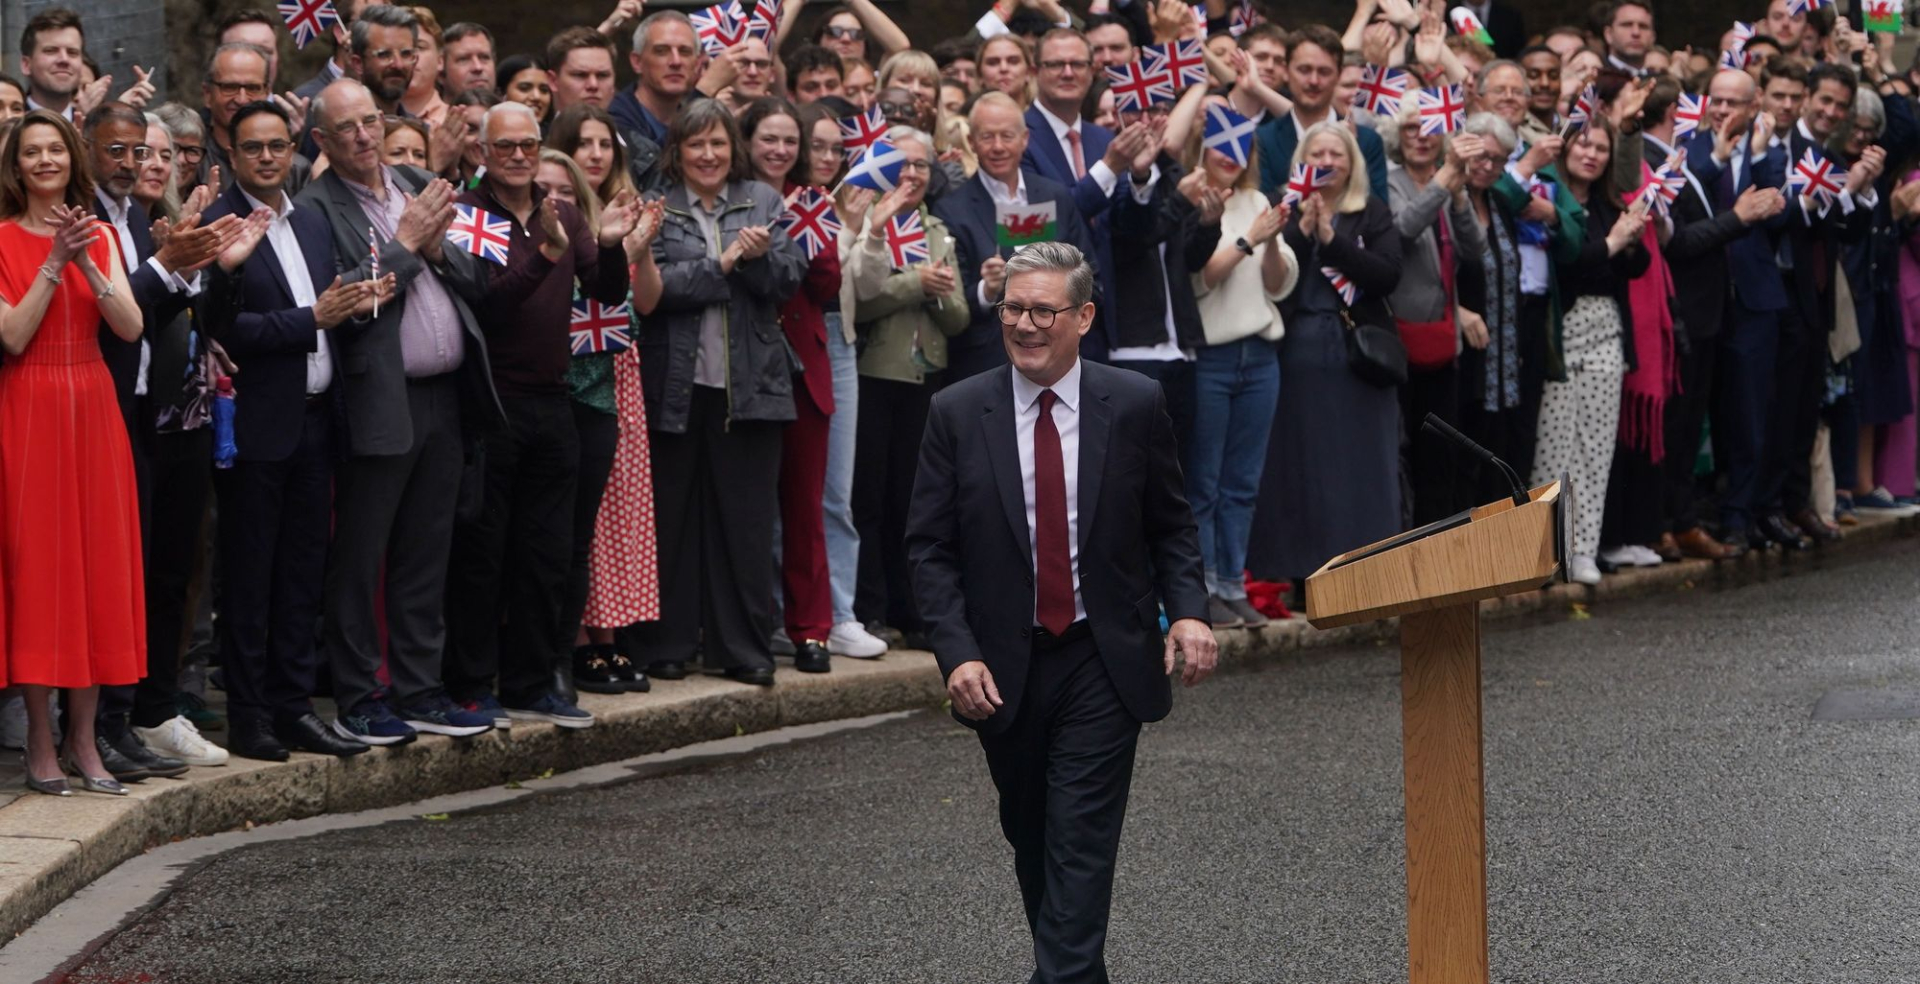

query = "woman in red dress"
[0,110,146,796]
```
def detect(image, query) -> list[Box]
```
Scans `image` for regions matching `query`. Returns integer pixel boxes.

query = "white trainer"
[1626,545,1664,567]
[1597,546,1639,569]
[827,620,888,658]
[134,716,230,767]
[1568,555,1603,586]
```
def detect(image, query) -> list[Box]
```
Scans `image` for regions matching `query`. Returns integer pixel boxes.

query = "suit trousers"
[854,374,937,632]
[626,385,783,669]
[1769,304,1825,515]
[103,426,212,730]
[560,402,618,652]
[780,389,833,642]
[216,400,333,725]
[1716,304,1780,532]
[980,627,1141,984]
[325,374,465,714]
[444,393,579,706]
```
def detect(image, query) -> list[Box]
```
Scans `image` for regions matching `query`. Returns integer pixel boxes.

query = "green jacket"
[849,206,969,383]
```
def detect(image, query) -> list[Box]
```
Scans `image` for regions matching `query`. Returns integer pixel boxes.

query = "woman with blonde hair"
[876,49,941,117]
[1246,120,1404,603]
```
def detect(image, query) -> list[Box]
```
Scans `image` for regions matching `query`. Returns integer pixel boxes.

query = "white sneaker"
[1597,546,1639,568]
[827,620,888,658]
[1568,555,1603,586]
[1626,545,1664,567]
[134,715,230,767]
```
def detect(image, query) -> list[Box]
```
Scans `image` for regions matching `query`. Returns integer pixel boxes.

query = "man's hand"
[982,255,1008,297]
[155,213,239,275]
[312,276,365,329]
[948,660,1004,720]
[215,209,274,272]
[427,108,469,175]
[537,195,571,260]
[274,91,311,137]
[348,273,398,318]
[74,73,111,117]
[1731,185,1785,224]
[1362,21,1398,67]
[116,65,156,110]
[395,178,456,252]
[1102,121,1153,175]
[1163,618,1218,686]
[597,0,645,36]
[1750,112,1776,157]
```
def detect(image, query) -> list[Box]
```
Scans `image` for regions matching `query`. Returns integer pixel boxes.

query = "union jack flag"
[1786,0,1832,14]
[1730,20,1754,47]
[781,186,842,260]
[1189,3,1209,33]
[1416,84,1466,136]
[1562,85,1599,137]
[886,210,929,270]
[1673,92,1709,140]
[1322,266,1357,305]
[1639,151,1688,217]
[1718,47,1749,72]
[1142,39,1209,90]
[839,104,888,155]
[1105,61,1177,113]
[1229,0,1259,36]
[277,0,340,49]
[1788,147,1846,213]
[690,1,750,56]
[746,0,782,41]
[1281,162,1336,207]
[445,203,512,265]
[570,298,633,355]
[1352,65,1410,117]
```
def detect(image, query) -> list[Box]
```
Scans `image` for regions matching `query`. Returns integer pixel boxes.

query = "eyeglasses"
[1482,86,1527,99]
[175,144,206,162]
[1120,103,1173,121]
[104,143,152,162]
[326,113,385,139]
[736,58,773,71]
[810,140,845,158]
[1038,59,1092,74]
[206,79,268,99]
[879,100,918,118]
[995,301,1070,328]
[238,139,293,159]
[489,138,542,158]
[900,159,933,173]
[824,25,865,41]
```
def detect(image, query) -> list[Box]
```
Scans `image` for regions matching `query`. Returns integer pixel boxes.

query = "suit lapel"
[293,207,336,299]
[981,373,1033,567]
[1025,107,1071,185]
[1076,367,1111,553]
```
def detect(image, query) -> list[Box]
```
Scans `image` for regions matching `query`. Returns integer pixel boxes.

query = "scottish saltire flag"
[1141,39,1209,89]
[445,203,512,265]
[277,0,341,48]
[781,186,842,260]
[1448,6,1494,46]
[842,138,906,193]
[1281,162,1336,207]
[1788,147,1846,215]
[690,1,750,55]
[1416,85,1466,136]
[1352,65,1409,117]
[1106,61,1178,113]
[1673,92,1709,140]
[839,104,888,155]
[1203,103,1256,169]
[570,298,633,355]
[746,0,782,41]
[886,211,930,270]
[1322,266,1357,305]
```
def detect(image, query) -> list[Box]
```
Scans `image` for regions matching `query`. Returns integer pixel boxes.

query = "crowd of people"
[2,0,1917,796]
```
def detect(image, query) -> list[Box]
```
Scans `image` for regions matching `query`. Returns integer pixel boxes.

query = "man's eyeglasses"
[995,301,1070,328]
[103,143,152,162]
[327,114,385,139]
[824,25,865,41]
[238,139,293,159]
[736,58,773,72]
[489,138,542,158]
[206,80,267,99]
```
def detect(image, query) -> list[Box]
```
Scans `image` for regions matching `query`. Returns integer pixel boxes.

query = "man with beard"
[349,4,421,118]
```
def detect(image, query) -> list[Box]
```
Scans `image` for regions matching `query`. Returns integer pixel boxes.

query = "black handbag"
[1335,293,1408,388]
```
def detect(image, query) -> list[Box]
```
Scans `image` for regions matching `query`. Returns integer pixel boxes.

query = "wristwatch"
[1235,237,1254,256]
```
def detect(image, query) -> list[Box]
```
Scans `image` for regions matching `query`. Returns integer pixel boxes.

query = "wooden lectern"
[1305,481,1566,984]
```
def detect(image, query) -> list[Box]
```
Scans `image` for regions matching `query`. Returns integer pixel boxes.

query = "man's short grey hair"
[632,10,695,51]
[350,4,420,56]
[309,78,373,131]
[883,123,933,157]
[1475,59,1528,98]
[205,41,271,78]
[1003,241,1095,308]
[152,101,204,142]
[968,91,1028,131]
[480,100,539,145]
[1461,111,1518,155]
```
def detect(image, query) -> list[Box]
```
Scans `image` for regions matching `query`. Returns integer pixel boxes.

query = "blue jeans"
[1187,337,1280,600]
[822,316,862,625]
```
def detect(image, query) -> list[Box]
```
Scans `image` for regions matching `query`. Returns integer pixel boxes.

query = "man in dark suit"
[201,100,390,761]
[1254,25,1389,204]
[934,91,1104,382]
[906,241,1217,984]
[296,78,505,746]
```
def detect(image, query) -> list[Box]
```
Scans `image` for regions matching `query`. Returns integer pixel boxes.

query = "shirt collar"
[240,187,295,221]
[1010,358,1083,415]
[1796,117,1818,145]
[340,164,400,203]
[1034,101,1079,143]
[1643,131,1676,160]
[979,168,1026,201]
[95,187,132,223]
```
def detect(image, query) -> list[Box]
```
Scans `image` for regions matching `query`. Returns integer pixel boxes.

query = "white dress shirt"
[1011,360,1086,625]
[96,189,200,397]
[1034,102,1121,199]
[241,190,332,394]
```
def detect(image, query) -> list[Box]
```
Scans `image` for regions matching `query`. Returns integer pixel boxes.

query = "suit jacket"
[930,169,1105,375]
[293,164,503,456]
[1256,112,1390,206]
[1106,155,1219,350]
[1647,134,1749,344]
[293,63,344,162]
[1720,138,1792,314]
[1022,105,1119,361]
[1776,126,1870,335]
[202,183,340,462]
[905,360,1209,736]
[92,193,195,437]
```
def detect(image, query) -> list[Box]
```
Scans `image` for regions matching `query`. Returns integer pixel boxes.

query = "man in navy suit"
[934,92,1104,382]
[1020,28,1157,363]
[1254,25,1389,204]
[202,101,387,762]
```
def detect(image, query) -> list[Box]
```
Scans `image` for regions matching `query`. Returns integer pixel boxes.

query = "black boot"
[572,644,625,695]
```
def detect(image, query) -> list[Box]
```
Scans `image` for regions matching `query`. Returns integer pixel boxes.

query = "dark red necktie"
[1034,390,1074,634]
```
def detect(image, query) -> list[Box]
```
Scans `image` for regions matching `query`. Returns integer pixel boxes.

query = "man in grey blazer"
[295,79,506,746]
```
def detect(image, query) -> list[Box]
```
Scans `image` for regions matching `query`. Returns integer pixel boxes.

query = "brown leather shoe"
[1677,526,1743,560]
[1654,532,1683,562]
[1790,508,1842,543]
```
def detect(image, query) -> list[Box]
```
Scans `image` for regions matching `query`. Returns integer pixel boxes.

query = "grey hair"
[205,41,271,77]
[968,91,1028,131]
[309,78,373,131]
[480,100,539,144]
[152,101,204,142]
[1379,99,1453,164]
[1002,241,1095,307]
[882,123,934,157]
[1460,111,1517,156]
[1474,59,1528,98]
[1854,86,1886,136]
[632,10,695,51]
[350,4,420,57]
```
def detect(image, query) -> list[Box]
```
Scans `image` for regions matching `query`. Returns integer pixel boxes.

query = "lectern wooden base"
[1307,483,1564,984]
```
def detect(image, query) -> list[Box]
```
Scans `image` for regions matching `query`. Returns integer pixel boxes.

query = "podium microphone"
[1421,413,1529,507]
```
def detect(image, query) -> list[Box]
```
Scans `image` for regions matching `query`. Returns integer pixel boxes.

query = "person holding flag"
[843,124,965,652]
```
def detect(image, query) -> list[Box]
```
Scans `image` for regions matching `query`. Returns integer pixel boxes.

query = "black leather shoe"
[607,648,650,693]
[277,713,370,757]
[1791,507,1842,544]
[721,665,776,687]
[552,662,578,706]
[792,640,833,673]
[228,718,290,762]
[573,644,627,695]
[1761,513,1813,551]
[106,727,189,778]
[647,659,689,680]
[92,733,152,782]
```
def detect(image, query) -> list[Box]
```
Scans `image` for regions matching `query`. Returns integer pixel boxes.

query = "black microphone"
[1421,413,1529,507]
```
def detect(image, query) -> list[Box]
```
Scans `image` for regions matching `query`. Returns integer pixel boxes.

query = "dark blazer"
[292,164,503,455]
[1777,126,1871,336]
[1279,195,1403,331]
[92,192,195,436]
[1720,139,1792,315]
[1647,135,1750,344]
[1256,112,1390,205]
[1106,155,1220,350]
[202,183,340,462]
[1022,106,1119,361]
[905,360,1209,736]
[931,169,1106,373]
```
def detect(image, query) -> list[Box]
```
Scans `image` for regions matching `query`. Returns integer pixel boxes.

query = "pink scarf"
[1621,168,1675,461]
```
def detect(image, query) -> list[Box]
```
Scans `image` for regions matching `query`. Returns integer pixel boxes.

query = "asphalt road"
[57,544,1920,984]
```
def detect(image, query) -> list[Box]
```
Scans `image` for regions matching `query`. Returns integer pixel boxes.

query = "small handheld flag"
[277,0,341,49]
[1352,64,1410,117]
[1786,0,1834,14]
[369,227,379,319]
[1141,39,1209,90]
[1865,0,1904,33]
[1788,147,1846,215]
[996,201,1059,250]
[1673,92,1709,140]
[841,138,907,193]
[1203,103,1257,169]
[839,104,888,156]
[746,0,782,41]
[690,1,750,56]
[1448,7,1494,46]
[1229,0,1259,36]
[1416,85,1466,136]
[445,203,513,265]
[1106,61,1178,113]
[1562,85,1598,138]
[1638,151,1688,218]
[781,186,842,261]
[1322,266,1357,305]
[886,211,930,270]
[571,298,633,355]
[1280,162,1337,207]
[1718,48,1749,72]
